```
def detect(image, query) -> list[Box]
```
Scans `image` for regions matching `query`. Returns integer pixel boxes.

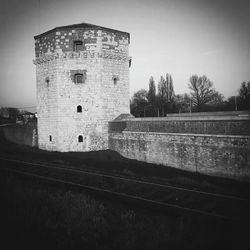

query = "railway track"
[1,157,249,222]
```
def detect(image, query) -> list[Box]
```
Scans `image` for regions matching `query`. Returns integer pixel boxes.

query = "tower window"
[77,105,82,113]
[49,135,52,141]
[74,73,84,84]
[129,57,132,68]
[113,77,118,85]
[74,41,83,52]
[78,135,83,142]
[112,75,119,85]
[70,70,87,83]
[45,77,50,87]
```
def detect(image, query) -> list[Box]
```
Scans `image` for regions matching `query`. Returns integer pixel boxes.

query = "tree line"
[130,74,250,117]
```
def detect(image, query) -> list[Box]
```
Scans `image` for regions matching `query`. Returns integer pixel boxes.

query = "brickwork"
[34,23,129,57]
[34,23,130,151]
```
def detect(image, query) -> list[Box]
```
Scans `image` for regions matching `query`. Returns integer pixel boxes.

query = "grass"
[0,173,248,250]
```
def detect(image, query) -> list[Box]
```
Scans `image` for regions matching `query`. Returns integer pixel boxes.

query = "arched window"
[113,77,118,85]
[112,75,119,85]
[77,105,82,113]
[78,135,83,142]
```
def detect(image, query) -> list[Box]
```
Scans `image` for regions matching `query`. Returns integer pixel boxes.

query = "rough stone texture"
[1,122,37,147]
[34,23,130,151]
[34,23,130,58]
[108,114,250,180]
[109,116,250,135]
[109,131,250,180]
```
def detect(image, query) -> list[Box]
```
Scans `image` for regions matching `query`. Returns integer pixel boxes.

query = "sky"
[0,0,249,112]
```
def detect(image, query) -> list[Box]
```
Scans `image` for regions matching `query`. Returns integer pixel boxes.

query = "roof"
[34,22,130,40]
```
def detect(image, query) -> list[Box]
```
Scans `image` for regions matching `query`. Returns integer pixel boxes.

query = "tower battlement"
[34,23,130,151]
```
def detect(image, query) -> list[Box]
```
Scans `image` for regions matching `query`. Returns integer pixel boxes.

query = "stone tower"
[33,23,130,151]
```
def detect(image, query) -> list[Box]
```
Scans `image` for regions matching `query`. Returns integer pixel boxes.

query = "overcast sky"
[0,0,249,111]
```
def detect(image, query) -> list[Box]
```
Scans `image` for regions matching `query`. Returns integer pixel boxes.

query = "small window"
[112,75,119,85]
[74,73,84,84]
[45,77,50,87]
[113,77,118,85]
[49,135,52,141]
[77,105,82,113]
[74,41,83,52]
[78,135,83,142]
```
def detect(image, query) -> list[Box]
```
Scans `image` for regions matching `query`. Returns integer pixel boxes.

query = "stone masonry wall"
[55,52,103,151]
[34,24,129,57]
[109,117,250,135]
[36,58,58,151]
[109,131,250,180]
[1,122,37,147]
[108,114,250,180]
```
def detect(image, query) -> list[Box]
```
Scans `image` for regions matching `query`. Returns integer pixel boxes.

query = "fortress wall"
[108,115,250,180]
[109,116,250,135]
[1,122,38,147]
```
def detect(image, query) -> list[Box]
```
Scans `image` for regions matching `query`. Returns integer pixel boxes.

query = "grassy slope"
[0,173,248,250]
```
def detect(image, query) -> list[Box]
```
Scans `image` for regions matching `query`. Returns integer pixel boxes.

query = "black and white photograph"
[0,0,250,249]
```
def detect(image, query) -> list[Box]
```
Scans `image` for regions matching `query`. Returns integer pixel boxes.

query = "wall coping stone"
[119,116,250,121]
[115,131,250,139]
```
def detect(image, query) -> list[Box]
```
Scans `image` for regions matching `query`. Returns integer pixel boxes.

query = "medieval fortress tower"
[34,23,130,152]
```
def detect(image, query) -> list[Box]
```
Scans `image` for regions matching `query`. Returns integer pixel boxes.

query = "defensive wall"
[0,122,37,147]
[108,111,250,181]
[1,111,250,181]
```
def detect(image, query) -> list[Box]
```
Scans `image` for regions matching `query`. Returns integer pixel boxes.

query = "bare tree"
[188,75,217,112]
